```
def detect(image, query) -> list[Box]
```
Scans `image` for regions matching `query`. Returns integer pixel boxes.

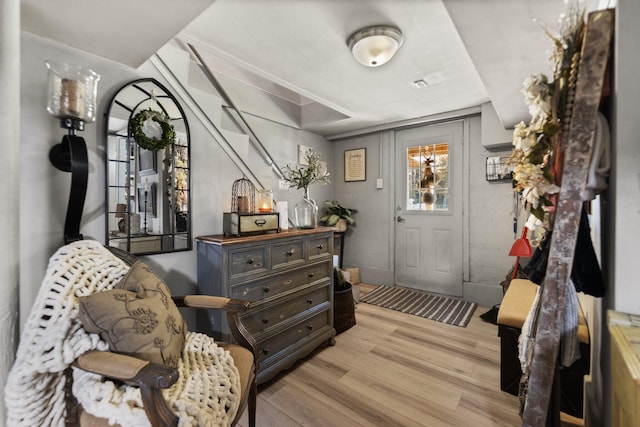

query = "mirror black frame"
[104,78,191,255]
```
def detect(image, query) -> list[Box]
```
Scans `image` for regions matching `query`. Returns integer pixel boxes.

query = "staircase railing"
[150,45,285,193]
[186,44,284,181]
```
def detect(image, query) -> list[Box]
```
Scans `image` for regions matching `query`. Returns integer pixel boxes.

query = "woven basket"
[334,283,356,334]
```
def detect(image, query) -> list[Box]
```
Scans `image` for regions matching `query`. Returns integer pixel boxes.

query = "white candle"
[144,178,149,192]
[237,196,249,213]
[60,78,86,119]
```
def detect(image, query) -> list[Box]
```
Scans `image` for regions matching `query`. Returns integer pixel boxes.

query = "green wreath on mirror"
[130,108,176,151]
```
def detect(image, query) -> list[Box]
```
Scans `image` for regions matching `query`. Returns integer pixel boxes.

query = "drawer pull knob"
[254,219,267,226]
[247,258,254,265]
[317,244,323,249]
[306,325,314,331]
[263,286,270,293]
[307,299,313,305]
[262,348,269,355]
[262,318,269,324]
[284,279,293,285]
[287,249,295,256]
[307,272,314,278]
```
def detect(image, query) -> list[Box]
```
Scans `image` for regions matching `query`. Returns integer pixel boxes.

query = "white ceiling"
[21,0,215,69]
[179,0,493,137]
[21,0,605,137]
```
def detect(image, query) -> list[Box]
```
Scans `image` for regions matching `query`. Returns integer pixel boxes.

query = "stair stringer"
[150,43,274,190]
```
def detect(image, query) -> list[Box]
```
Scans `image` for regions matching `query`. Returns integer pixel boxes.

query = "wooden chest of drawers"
[196,228,336,384]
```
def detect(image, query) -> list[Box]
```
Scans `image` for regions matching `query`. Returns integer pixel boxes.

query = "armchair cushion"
[78,261,187,368]
[6,240,241,427]
[73,331,241,427]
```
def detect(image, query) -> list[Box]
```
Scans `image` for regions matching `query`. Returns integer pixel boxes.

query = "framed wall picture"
[344,148,366,182]
[138,146,157,176]
[298,144,313,164]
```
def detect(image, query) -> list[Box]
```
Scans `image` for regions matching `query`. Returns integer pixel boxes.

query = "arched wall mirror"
[105,78,191,255]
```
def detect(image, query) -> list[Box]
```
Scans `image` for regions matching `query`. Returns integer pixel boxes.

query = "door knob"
[397,216,406,223]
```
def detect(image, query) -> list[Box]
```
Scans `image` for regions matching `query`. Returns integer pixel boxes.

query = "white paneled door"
[394,121,463,296]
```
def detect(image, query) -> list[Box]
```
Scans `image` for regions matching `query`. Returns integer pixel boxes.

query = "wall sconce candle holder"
[45,61,100,244]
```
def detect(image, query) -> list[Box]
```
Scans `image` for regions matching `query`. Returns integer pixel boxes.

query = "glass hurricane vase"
[294,187,318,229]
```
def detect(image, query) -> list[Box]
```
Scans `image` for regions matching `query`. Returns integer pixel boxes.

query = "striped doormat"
[361,286,477,327]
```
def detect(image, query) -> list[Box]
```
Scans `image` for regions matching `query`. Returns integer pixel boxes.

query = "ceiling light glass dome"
[348,25,404,67]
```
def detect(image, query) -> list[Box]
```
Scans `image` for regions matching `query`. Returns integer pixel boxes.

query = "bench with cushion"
[497,278,590,419]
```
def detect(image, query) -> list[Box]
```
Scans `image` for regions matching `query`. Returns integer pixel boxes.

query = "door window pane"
[406,143,449,212]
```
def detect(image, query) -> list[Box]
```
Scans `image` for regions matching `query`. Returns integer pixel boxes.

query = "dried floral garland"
[130,108,176,151]
[163,143,189,211]
[506,5,585,243]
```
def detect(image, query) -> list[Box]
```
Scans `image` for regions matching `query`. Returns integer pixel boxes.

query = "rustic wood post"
[521,9,614,426]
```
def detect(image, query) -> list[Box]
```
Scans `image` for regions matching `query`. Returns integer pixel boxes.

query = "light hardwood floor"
[236,284,523,427]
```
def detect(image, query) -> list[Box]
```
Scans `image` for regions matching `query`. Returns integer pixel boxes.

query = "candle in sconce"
[144,178,149,192]
[237,196,249,213]
[60,79,86,119]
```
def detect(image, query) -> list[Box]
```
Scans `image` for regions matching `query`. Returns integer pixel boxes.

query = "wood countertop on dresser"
[196,227,337,245]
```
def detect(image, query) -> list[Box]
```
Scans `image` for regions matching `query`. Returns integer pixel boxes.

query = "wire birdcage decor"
[231,177,256,213]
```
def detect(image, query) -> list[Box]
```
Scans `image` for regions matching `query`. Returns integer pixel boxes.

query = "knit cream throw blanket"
[6,240,240,426]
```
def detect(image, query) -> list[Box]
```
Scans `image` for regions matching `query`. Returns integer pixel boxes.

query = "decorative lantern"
[258,189,273,212]
[231,177,255,213]
[224,178,279,236]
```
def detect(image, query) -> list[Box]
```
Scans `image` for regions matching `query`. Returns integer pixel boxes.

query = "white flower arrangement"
[506,4,585,243]
[522,74,552,127]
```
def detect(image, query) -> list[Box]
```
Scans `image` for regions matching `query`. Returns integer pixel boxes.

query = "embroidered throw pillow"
[78,261,186,368]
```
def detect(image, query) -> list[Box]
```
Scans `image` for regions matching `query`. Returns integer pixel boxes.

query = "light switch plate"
[376,178,383,189]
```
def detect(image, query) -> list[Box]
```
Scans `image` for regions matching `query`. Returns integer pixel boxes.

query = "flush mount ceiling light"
[347,25,404,67]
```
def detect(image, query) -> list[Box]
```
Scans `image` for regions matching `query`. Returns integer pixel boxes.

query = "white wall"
[18,33,333,330]
[601,2,640,423]
[240,113,332,217]
[1,0,20,424]
[611,0,640,315]
[466,115,517,305]
[330,114,516,307]
[19,34,140,327]
[331,131,396,286]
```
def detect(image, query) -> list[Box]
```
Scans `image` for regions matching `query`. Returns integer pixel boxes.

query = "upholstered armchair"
[5,240,257,427]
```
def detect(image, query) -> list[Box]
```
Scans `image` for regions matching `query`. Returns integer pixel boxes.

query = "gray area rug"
[361,286,477,327]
